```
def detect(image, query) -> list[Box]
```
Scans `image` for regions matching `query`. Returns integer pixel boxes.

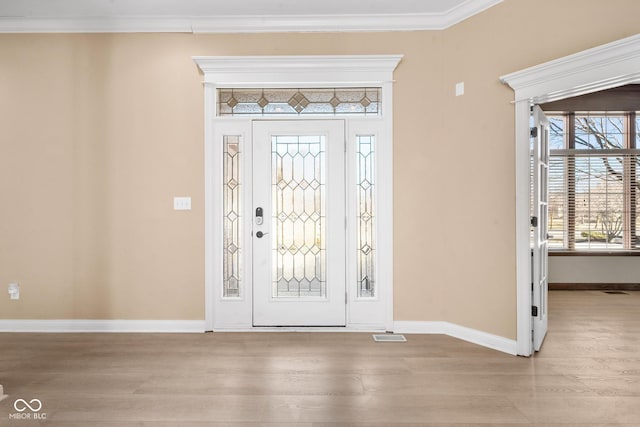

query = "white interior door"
[532,105,549,351]
[252,120,346,326]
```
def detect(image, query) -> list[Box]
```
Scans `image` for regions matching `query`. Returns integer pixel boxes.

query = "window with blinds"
[547,113,639,251]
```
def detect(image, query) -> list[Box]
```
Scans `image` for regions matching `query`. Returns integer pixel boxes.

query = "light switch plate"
[8,283,19,300]
[173,197,191,211]
[455,82,464,96]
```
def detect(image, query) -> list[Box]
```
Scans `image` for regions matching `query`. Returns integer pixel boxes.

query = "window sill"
[549,250,640,257]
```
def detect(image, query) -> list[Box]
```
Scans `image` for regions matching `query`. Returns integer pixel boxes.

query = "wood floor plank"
[508,395,640,424]
[361,373,594,397]
[134,373,365,396]
[403,356,537,375]
[570,375,640,396]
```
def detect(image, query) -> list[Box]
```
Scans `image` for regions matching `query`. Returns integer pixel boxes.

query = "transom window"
[547,112,639,251]
[217,87,380,116]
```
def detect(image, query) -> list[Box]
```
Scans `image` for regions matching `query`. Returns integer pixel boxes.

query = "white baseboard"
[0,319,206,333]
[0,319,516,354]
[393,321,518,355]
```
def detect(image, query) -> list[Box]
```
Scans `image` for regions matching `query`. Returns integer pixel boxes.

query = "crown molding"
[500,33,640,103]
[0,17,192,33]
[440,0,503,28]
[0,0,502,33]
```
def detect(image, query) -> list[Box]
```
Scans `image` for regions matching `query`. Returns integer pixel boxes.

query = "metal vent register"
[372,334,407,342]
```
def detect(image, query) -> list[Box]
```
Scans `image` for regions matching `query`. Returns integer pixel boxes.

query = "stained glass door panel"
[252,120,346,326]
[272,135,326,298]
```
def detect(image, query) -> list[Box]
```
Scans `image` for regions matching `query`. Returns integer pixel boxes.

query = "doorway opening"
[501,34,640,356]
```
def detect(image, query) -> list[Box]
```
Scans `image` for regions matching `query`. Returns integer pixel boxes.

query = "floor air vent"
[372,334,407,342]
[603,291,629,295]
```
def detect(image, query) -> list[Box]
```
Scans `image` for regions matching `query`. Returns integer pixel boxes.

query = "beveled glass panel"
[357,135,376,298]
[217,88,381,116]
[223,136,242,297]
[272,135,326,298]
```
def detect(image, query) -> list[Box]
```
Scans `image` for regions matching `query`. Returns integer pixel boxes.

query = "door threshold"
[212,326,386,333]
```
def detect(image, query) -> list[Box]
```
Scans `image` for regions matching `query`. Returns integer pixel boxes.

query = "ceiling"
[0,0,503,33]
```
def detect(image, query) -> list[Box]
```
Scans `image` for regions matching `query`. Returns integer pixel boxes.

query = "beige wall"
[1,0,638,339]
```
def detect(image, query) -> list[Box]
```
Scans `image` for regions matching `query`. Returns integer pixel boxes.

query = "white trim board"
[500,33,640,357]
[193,55,404,85]
[0,0,502,33]
[394,321,518,355]
[0,320,205,333]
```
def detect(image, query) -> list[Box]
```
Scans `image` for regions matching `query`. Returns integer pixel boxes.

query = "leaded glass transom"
[272,135,326,298]
[223,135,242,297]
[217,88,380,116]
[357,135,376,298]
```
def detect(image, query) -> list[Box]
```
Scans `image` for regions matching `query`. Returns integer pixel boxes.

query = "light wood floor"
[1,291,639,426]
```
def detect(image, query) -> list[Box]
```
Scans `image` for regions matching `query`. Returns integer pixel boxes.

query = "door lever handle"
[256,231,269,238]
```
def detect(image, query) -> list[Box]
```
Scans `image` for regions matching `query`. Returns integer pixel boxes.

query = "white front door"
[252,120,346,326]
[532,105,549,351]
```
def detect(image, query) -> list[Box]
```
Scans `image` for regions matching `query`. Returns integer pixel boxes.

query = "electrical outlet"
[8,283,19,300]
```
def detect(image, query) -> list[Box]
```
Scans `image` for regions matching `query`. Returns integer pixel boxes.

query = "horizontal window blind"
[548,150,639,250]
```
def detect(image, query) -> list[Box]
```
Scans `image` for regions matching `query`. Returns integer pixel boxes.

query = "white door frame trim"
[194,55,402,331]
[500,34,640,356]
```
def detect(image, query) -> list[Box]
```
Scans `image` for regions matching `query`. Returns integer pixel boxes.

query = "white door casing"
[194,55,402,331]
[501,34,640,356]
[531,105,549,351]
[252,120,346,326]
